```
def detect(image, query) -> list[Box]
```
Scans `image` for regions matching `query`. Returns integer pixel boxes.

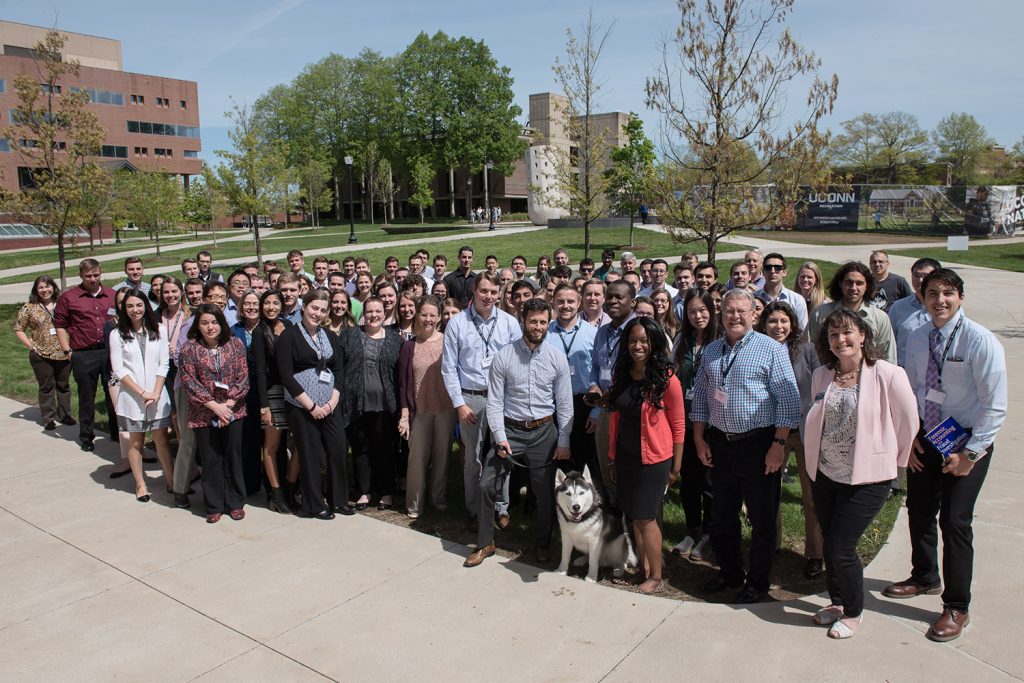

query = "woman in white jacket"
[109,288,174,502]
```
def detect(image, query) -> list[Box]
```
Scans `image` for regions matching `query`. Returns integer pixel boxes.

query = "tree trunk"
[706,234,717,265]
[629,209,635,247]
[57,233,67,290]
[252,214,263,265]
[419,205,424,224]
[584,219,591,260]
[284,185,290,229]
[465,168,473,222]
[88,225,96,254]
[333,174,341,220]
[448,168,455,218]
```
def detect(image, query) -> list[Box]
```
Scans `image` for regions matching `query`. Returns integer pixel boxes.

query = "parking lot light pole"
[345,155,357,244]
[486,161,494,231]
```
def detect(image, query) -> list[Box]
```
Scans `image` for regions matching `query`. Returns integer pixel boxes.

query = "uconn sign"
[808,191,857,204]
[797,186,861,230]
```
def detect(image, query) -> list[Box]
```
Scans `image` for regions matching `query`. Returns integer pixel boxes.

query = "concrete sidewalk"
[0,236,1021,681]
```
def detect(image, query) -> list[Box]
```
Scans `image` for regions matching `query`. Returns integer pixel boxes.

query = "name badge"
[926,388,946,405]
[318,370,333,383]
[814,391,825,402]
[569,366,576,376]
[599,366,612,384]
[48,327,57,336]
[106,308,116,316]
[713,388,728,406]
[214,381,229,390]
[482,355,493,369]
[685,388,694,400]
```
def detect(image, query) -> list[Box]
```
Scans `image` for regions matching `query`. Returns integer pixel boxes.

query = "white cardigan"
[108,327,171,422]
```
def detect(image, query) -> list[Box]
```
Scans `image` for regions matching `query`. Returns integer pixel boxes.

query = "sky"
[3,0,1021,162]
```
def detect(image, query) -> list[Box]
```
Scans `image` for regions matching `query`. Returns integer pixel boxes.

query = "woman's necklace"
[835,366,860,384]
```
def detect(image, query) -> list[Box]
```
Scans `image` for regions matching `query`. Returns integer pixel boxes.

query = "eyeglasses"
[722,309,751,318]
[763,264,785,272]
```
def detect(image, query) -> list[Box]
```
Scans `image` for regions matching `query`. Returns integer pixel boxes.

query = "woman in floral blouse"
[14,275,74,431]
[178,304,250,524]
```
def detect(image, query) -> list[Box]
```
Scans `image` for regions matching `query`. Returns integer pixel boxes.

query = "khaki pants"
[172,383,198,495]
[406,410,455,515]
[791,431,824,559]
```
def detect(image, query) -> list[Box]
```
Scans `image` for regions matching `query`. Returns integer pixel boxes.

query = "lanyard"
[165,311,183,347]
[470,309,497,356]
[206,344,222,383]
[930,317,964,385]
[605,324,623,361]
[557,323,580,355]
[302,324,327,360]
[720,337,747,383]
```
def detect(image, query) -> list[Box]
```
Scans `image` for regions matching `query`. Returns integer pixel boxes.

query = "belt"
[505,415,554,431]
[711,426,772,442]
[73,343,105,352]
[461,388,488,397]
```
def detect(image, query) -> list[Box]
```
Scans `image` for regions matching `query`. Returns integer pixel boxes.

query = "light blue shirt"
[223,299,239,328]
[888,295,931,367]
[756,285,809,333]
[690,329,800,432]
[486,337,574,448]
[112,278,152,295]
[905,310,1006,454]
[442,305,521,408]
[280,303,303,326]
[589,314,635,391]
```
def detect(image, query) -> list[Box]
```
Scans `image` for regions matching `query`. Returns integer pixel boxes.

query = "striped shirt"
[690,329,800,432]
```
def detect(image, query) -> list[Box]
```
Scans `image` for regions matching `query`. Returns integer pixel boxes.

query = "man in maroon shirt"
[54,259,117,451]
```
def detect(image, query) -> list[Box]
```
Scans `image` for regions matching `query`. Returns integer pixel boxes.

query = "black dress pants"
[813,473,892,618]
[563,394,604,494]
[907,437,992,612]
[195,421,245,515]
[287,404,349,515]
[708,427,780,593]
[348,411,397,498]
[679,423,713,538]
[70,347,115,444]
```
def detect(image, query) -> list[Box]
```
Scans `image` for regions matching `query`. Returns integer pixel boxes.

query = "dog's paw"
[572,556,587,568]
[554,567,568,576]
[585,575,598,583]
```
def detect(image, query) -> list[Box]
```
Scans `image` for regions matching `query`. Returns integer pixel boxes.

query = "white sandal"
[812,605,844,626]
[827,615,862,639]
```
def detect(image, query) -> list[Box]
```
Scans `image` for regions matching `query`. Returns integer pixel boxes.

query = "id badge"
[926,388,946,405]
[569,366,576,377]
[482,355,493,369]
[48,327,57,336]
[599,366,612,384]
[318,370,332,383]
[685,388,694,400]
[106,307,116,316]
[214,381,229,390]
[713,388,728,406]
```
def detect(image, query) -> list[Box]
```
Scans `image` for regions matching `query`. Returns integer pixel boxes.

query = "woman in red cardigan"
[608,317,686,594]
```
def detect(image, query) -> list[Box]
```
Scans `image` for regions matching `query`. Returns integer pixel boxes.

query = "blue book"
[925,416,970,459]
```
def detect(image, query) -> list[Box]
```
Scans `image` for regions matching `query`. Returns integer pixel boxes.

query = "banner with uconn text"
[796,186,861,230]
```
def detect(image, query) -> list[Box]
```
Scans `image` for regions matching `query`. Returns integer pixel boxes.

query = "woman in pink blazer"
[803,309,918,639]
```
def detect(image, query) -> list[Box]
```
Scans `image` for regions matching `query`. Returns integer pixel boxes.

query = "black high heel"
[136,490,151,503]
[268,486,293,514]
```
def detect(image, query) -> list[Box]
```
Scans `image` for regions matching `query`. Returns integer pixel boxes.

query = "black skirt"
[613,380,670,521]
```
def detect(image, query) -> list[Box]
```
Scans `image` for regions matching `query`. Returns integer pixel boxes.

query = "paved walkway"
[0,237,1022,681]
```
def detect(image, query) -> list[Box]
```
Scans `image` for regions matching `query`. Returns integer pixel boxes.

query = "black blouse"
[252,320,291,408]
[276,323,345,404]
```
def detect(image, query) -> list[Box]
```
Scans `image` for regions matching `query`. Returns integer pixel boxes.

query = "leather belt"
[505,415,554,431]
[711,426,772,442]
[461,388,488,397]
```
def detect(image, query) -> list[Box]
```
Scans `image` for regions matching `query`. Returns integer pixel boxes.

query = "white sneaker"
[690,534,713,562]
[672,535,696,555]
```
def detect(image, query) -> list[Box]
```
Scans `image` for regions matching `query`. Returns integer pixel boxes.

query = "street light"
[344,155,357,244]
[486,160,494,231]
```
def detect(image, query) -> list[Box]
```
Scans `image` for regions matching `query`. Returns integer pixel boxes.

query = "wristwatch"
[772,437,786,447]
[965,449,983,462]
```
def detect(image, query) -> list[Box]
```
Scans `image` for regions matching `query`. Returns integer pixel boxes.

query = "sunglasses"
[763,264,786,272]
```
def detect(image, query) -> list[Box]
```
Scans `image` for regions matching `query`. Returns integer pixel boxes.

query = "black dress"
[614,379,672,520]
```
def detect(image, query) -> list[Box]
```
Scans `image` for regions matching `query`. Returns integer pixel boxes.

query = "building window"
[154,147,172,158]
[156,97,170,108]
[40,84,61,94]
[183,150,198,158]
[126,120,200,138]
[0,80,6,93]
[180,100,186,109]
[100,145,128,158]
[130,94,144,105]
[70,87,124,106]
[133,146,148,157]
[0,139,9,152]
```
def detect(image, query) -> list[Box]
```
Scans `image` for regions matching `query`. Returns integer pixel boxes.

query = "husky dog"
[554,467,637,583]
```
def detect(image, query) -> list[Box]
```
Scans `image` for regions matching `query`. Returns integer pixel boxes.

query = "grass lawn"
[0,230,228,271]
[733,229,946,246]
[890,241,1024,273]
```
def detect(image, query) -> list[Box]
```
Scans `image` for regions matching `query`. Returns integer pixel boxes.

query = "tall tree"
[645,0,838,263]
[216,100,284,265]
[0,30,106,288]
[181,175,213,238]
[112,169,182,257]
[409,156,434,223]
[605,114,656,246]
[374,158,397,224]
[932,113,993,186]
[831,111,930,183]
[295,145,332,229]
[542,9,615,258]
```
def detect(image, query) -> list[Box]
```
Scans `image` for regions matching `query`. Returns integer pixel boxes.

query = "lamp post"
[486,161,494,231]
[345,155,357,244]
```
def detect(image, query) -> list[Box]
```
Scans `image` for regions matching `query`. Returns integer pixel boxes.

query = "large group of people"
[17,242,1005,643]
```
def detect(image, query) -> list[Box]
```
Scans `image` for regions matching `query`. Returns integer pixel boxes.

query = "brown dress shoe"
[882,577,942,599]
[927,608,970,642]
[497,513,511,531]
[464,544,496,567]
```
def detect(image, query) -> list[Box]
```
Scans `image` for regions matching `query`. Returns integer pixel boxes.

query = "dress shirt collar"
[469,304,497,324]
[515,337,545,356]
[933,309,965,340]
[724,328,754,351]
[76,284,106,298]
[553,318,581,334]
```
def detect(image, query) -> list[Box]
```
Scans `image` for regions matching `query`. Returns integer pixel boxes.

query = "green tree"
[375,157,397,224]
[75,164,115,252]
[645,0,838,263]
[216,100,284,265]
[932,113,994,186]
[113,169,182,257]
[409,156,434,223]
[0,30,106,288]
[295,145,332,228]
[605,114,656,247]
[832,112,930,183]
[541,9,615,258]
[181,175,213,238]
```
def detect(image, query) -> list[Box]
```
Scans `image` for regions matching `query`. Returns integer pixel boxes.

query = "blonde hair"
[797,261,827,314]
